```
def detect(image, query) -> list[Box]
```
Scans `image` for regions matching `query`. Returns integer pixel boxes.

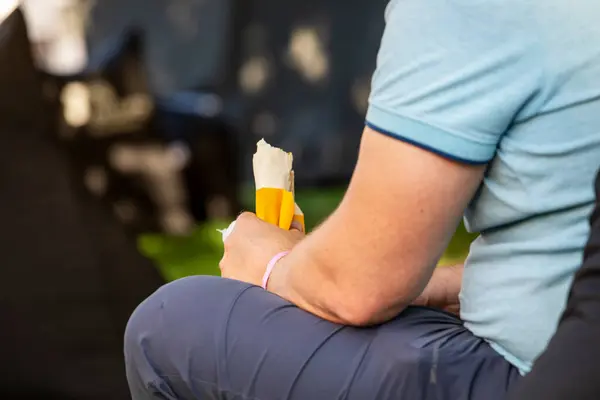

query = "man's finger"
[218,253,226,271]
[237,211,258,223]
[290,221,304,232]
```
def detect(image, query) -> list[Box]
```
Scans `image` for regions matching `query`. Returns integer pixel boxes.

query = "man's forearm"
[263,128,484,326]
[267,240,383,326]
[269,250,463,324]
[266,217,432,326]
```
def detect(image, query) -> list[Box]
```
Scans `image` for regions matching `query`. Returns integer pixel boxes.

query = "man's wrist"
[265,253,291,297]
[264,253,320,318]
[262,251,290,289]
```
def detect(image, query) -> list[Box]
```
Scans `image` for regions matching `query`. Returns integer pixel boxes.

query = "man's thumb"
[290,221,305,233]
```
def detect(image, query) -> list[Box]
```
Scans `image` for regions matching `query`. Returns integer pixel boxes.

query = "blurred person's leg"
[509,171,600,400]
[125,276,520,400]
[0,7,164,399]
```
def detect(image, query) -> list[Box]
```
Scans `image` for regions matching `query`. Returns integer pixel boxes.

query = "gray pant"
[125,276,520,399]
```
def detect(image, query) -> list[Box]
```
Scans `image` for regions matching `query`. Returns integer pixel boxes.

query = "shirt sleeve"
[367,0,541,164]
[509,172,600,399]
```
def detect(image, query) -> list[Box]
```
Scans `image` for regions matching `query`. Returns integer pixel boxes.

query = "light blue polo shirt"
[366,0,600,373]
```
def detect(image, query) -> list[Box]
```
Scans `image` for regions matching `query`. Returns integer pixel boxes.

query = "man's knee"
[126,275,247,339]
[124,275,253,364]
[125,276,257,397]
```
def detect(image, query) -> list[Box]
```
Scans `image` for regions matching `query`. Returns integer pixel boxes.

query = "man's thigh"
[125,276,519,400]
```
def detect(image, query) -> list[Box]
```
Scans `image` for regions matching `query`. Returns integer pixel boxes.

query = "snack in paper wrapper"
[253,139,304,230]
[219,139,304,242]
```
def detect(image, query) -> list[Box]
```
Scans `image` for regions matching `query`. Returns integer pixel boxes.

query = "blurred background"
[0,0,474,398]
[22,0,474,280]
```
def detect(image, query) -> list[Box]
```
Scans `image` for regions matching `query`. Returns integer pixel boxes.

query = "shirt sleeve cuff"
[365,104,497,164]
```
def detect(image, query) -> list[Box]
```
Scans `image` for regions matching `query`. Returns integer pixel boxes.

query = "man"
[509,171,600,399]
[125,0,600,398]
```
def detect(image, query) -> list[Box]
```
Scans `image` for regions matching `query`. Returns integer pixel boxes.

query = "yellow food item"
[253,139,305,232]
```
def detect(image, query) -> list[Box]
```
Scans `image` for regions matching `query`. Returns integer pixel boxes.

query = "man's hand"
[412,264,463,316]
[220,212,304,286]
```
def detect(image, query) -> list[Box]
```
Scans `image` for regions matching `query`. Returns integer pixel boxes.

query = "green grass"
[139,187,476,281]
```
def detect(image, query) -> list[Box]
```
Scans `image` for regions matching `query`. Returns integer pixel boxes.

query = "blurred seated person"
[125,0,600,398]
[509,171,600,400]
[0,3,163,399]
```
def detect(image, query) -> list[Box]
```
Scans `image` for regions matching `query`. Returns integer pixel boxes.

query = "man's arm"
[264,0,540,325]
[268,127,484,325]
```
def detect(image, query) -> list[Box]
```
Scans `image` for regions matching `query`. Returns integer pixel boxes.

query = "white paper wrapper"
[218,221,236,242]
[253,139,293,191]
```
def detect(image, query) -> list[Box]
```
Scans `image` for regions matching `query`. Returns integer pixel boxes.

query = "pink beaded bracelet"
[261,251,290,290]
